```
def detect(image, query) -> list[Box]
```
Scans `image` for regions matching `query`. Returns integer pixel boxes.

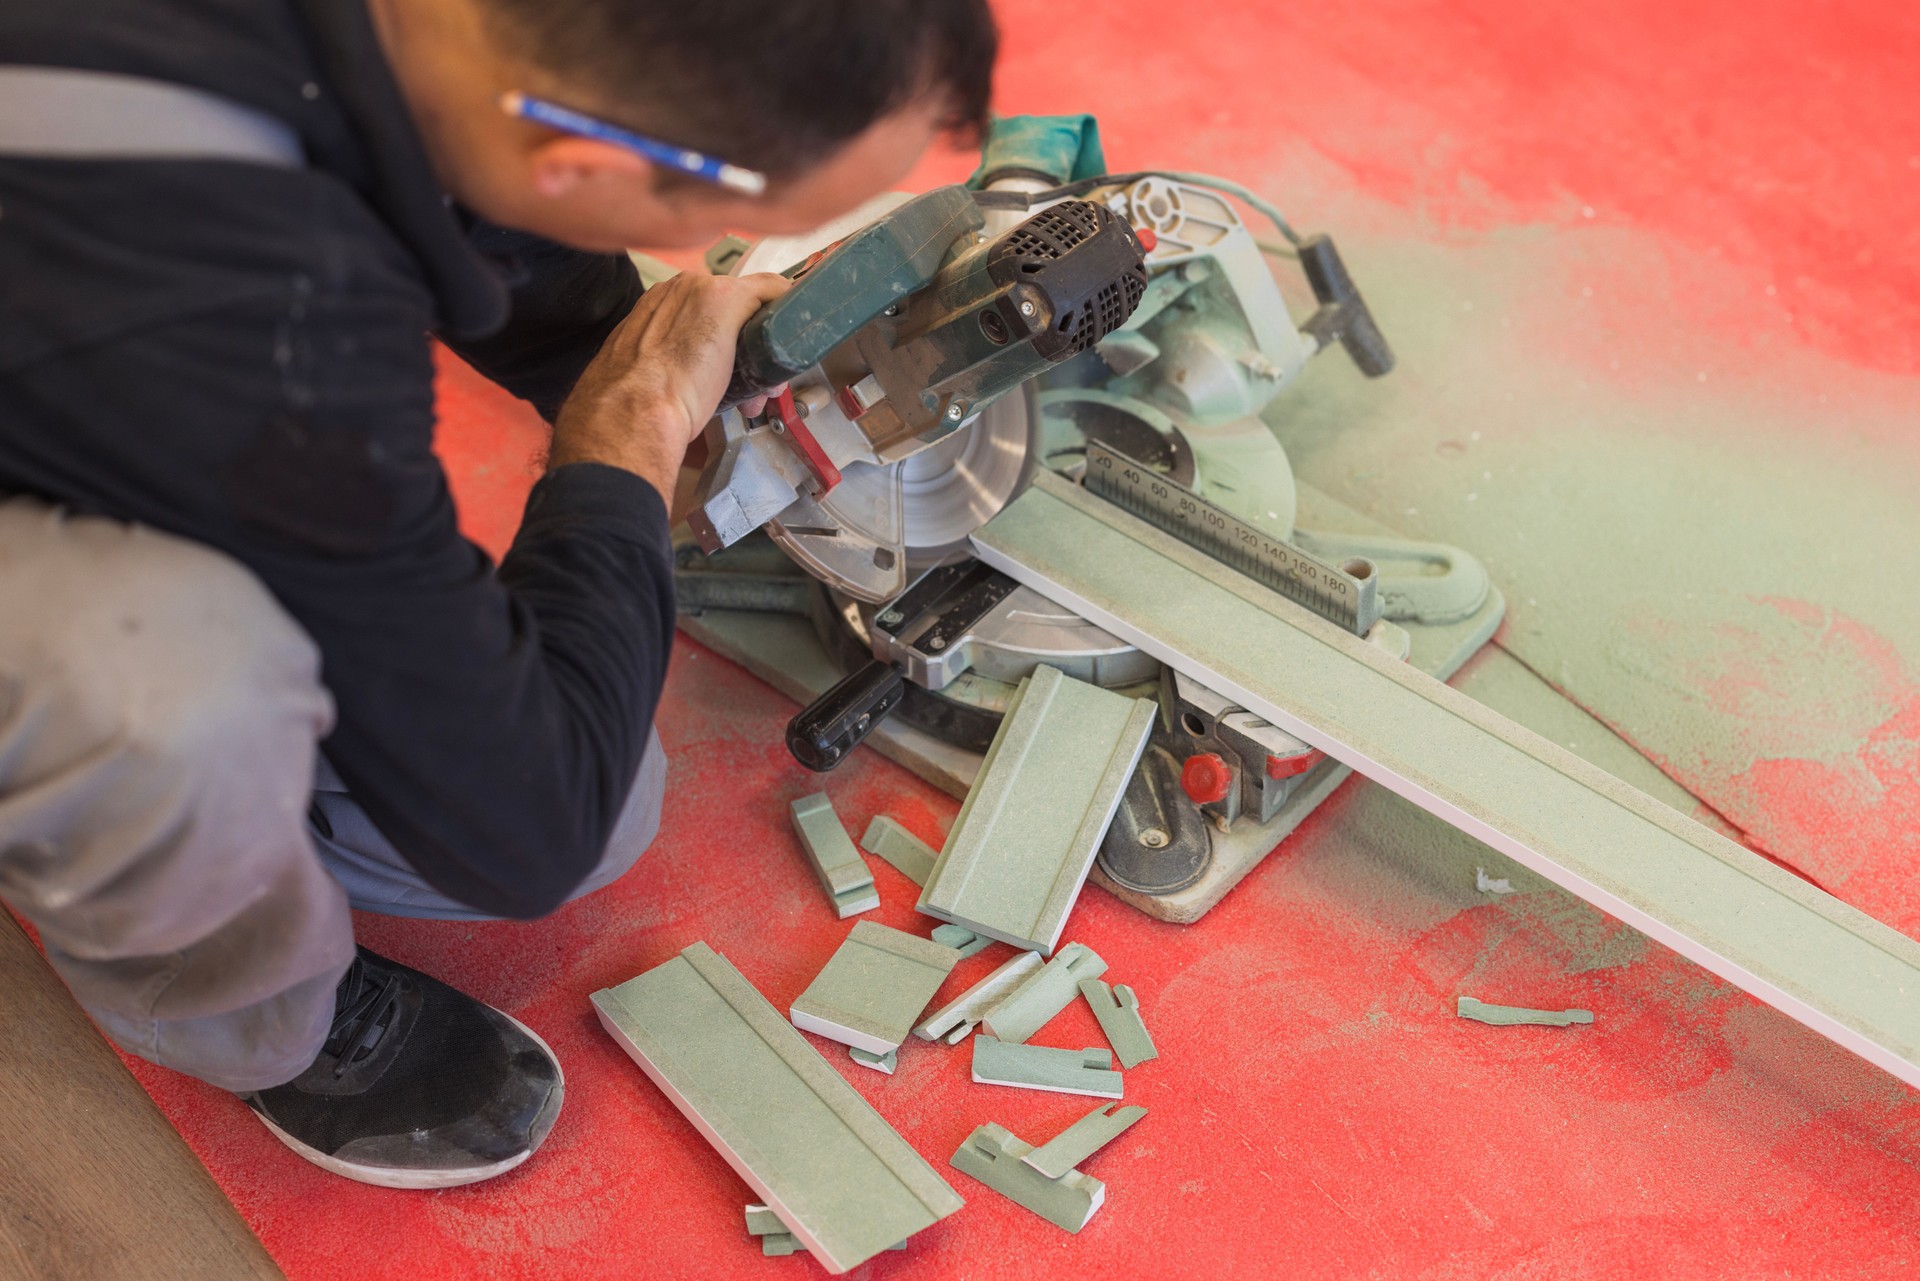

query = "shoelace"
[323,956,402,1079]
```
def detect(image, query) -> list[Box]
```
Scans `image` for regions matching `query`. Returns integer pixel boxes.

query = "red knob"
[1136,226,1159,254]
[1180,752,1234,805]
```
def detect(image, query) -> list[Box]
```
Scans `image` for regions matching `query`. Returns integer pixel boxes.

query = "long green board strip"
[592,943,963,1273]
[973,471,1920,1090]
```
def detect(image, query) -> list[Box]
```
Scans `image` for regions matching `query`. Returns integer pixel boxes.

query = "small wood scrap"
[859,815,940,887]
[789,921,963,1054]
[915,666,1156,954]
[1021,1103,1148,1180]
[743,1204,787,1237]
[971,1035,1123,1099]
[980,942,1107,1045]
[1456,995,1593,1027]
[592,944,963,1272]
[950,1123,1106,1233]
[745,1204,902,1258]
[1475,866,1516,895]
[931,923,992,960]
[914,950,1042,1044]
[760,1233,803,1258]
[1078,978,1158,1069]
[849,1045,897,1075]
[744,1204,801,1256]
[791,793,879,918]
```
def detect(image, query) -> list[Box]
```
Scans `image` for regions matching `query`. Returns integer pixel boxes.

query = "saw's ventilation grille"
[1084,273,1148,354]
[1004,202,1098,263]
[990,200,1151,359]
[1056,275,1147,355]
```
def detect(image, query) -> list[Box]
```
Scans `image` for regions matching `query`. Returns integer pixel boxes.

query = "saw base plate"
[676,480,1505,925]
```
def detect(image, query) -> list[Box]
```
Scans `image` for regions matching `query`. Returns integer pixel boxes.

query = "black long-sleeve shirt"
[0,0,674,916]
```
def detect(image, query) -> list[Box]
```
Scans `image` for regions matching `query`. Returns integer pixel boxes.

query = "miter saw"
[675,117,1505,923]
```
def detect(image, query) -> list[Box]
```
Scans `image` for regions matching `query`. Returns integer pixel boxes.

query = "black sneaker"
[242,947,564,1189]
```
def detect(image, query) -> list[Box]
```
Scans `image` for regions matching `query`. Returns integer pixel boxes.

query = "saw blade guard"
[763,385,1037,602]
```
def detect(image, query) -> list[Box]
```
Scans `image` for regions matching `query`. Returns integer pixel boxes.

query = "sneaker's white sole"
[251,1010,565,1191]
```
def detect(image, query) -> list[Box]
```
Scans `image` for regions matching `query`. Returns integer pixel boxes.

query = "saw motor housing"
[853,199,1148,453]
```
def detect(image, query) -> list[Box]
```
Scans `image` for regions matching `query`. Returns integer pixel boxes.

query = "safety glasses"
[501,92,766,196]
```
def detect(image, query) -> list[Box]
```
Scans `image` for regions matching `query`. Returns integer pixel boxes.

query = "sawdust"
[1264,212,1920,935]
[1605,596,1904,768]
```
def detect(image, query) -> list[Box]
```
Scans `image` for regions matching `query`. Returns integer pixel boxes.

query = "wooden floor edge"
[0,911,284,1281]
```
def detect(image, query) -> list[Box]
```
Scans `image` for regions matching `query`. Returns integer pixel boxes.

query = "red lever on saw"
[770,386,841,495]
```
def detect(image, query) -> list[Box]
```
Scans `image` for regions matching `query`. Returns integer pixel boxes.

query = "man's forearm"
[549,392,685,505]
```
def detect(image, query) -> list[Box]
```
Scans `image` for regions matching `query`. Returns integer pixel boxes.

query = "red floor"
[125,2,1920,1276]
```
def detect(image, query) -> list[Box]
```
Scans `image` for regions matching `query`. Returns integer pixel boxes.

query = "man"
[0,0,995,1188]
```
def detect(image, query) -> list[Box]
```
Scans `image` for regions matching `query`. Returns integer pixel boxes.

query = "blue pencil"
[501,91,767,196]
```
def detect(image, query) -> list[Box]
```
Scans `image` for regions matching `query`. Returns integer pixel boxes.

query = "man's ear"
[527,137,654,198]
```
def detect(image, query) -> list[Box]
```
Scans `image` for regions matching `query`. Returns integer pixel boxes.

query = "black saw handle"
[1297,233,1396,378]
[786,660,907,771]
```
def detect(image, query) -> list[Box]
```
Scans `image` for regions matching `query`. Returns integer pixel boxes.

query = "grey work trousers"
[0,500,665,1091]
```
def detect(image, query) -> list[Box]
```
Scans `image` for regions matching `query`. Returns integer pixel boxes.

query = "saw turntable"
[674,120,1503,924]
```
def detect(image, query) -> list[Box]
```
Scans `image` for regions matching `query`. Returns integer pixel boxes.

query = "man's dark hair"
[483,0,998,181]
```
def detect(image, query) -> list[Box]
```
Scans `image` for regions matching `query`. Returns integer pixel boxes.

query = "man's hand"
[550,271,791,500]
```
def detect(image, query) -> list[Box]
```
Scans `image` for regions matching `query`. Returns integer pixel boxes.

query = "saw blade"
[894,389,1036,563]
[770,387,1035,595]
